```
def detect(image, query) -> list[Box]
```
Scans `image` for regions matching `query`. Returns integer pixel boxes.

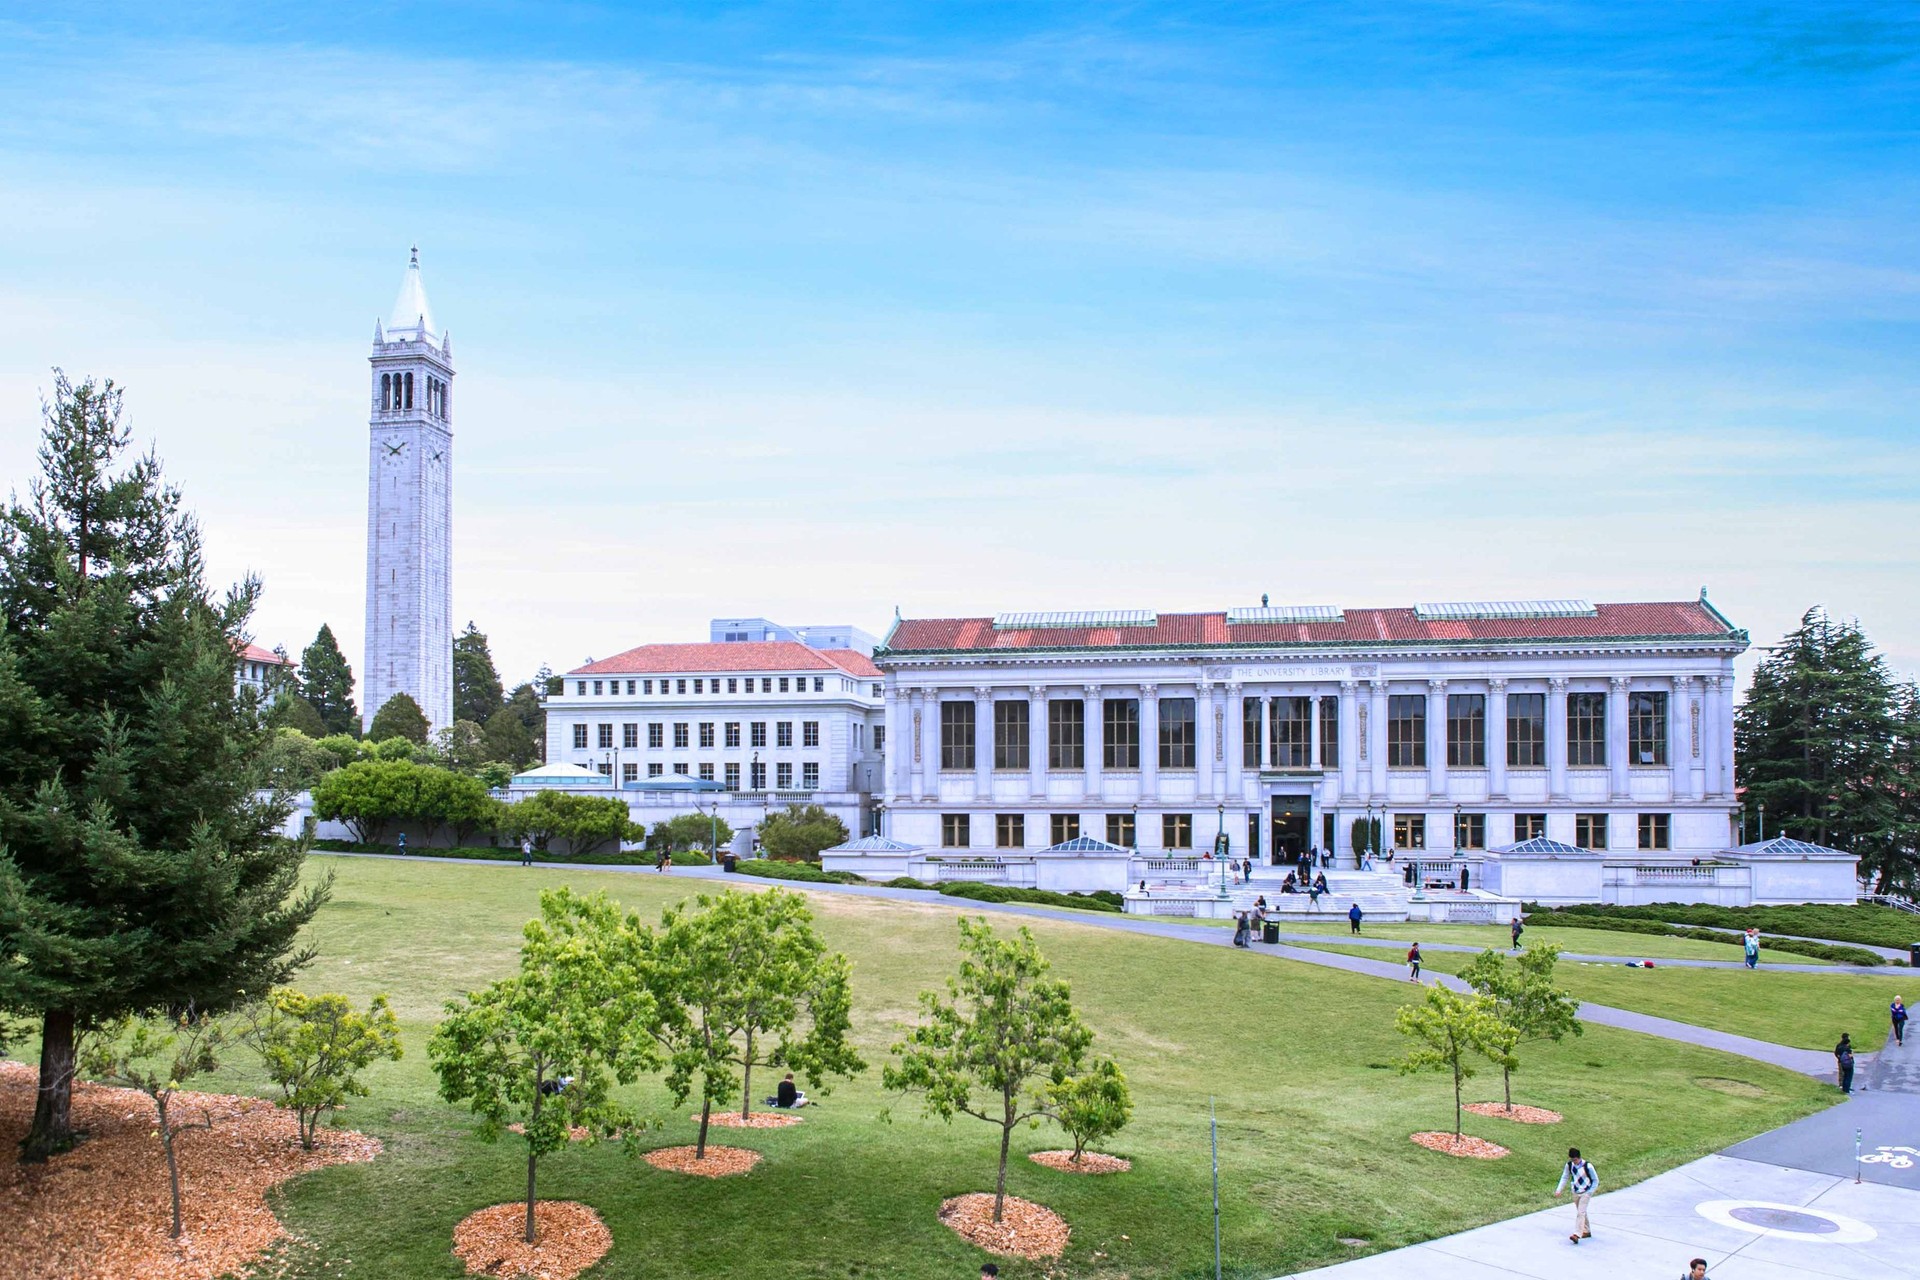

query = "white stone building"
[362,247,455,735]
[858,596,1855,907]
[236,643,294,698]
[539,640,886,844]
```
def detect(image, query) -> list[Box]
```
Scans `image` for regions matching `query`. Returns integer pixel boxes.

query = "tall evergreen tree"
[300,624,360,737]
[1736,608,1900,876]
[369,691,431,745]
[453,621,505,726]
[0,372,328,1160]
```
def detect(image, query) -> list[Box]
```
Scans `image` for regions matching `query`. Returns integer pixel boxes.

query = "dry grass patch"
[1410,1132,1509,1159]
[0,1061,379,1280]
[451,1201,611,1279]
[643,1145,761,1176]
[700,1111,803,1129]
[1464,1103,1563,1124]
[938,1193,1071,1258]
[1030,1149,1131,1174]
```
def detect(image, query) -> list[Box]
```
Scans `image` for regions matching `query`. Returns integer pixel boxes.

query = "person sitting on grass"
[774,1072,809,1108]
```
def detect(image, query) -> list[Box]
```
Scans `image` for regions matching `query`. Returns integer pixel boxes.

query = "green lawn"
[1272,920,1831,965]
[10,856,1837,1279]
[1296,941,1905,1051]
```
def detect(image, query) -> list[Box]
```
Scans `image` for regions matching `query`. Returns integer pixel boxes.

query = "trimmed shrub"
[733,859,864,884]
[935,882,1123,913]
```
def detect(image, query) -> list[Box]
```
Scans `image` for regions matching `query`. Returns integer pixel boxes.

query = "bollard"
[1856,1128,1862,1184]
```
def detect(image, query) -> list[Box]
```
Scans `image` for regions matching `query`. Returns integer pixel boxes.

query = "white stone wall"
[363,334,455,735]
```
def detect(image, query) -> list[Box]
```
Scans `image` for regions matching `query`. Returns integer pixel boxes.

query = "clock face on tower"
[383,438,406,460]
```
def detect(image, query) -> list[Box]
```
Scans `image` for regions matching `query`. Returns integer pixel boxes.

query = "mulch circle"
[643,1144,762,1177]
[1464,1103,1563,1125]
[451,1201,612,1280]
[937,1193,1071,1259]
[699,1111,803,1129]
[0,1059,381,1280]
[1411,1132,1510,1159]
[1029,1149,1132,1174]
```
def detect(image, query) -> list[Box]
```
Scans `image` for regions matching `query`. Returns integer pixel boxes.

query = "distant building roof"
[1728,835,1853,859]
[825,834,919,854]
[882,600,1741,655]
[571,641,881,678]
[238,643,293,666]
[1489,836,1593,857]
[512,762,606,786]
[1042,835,1132,855]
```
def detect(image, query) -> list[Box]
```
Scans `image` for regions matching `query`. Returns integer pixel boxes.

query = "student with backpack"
[1553,1147,1598,1242]
[1892,996,1908,1047]
[1406,942,1422,983]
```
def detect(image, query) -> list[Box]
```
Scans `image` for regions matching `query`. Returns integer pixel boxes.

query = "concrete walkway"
[1267,929,1888,974]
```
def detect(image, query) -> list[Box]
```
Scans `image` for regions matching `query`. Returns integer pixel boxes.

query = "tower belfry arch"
[363,246,455,734]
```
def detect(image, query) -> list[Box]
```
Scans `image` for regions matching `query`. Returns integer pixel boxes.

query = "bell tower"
[363,246,455,735]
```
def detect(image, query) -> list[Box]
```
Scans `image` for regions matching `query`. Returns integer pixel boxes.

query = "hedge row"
[732,859,865,884]
[310,838,649,867]
[1528,904,1889,965]
[1542,901,1919,950]
[935,882,1124,913]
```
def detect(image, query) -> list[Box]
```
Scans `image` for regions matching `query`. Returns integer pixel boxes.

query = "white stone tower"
[362,246,454,735]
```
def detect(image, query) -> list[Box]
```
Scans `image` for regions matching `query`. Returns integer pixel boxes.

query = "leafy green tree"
[313,732,370,772]
[268,692,328,739]
[242,989,402,1150]
[1395,986,1518,1137]
[645,888,863,1155]
[476,761,515,791]
[0,372,327,1161]
[883,917,1094,1222]
[311,758,498,845]
[369,691,430,745]
[454,622,505,727]
[502,790,638,857]
[758,803,850,862]
[1049,1057,1132,1163]
[254,728,338,793]
[484,705,538,770]
[82,1004,235,1237]
[1460,944,1583,1111]
[649,812,735,855]
[429,888,658,1243]
[1737,608,1909,885]
[300,624,359,737]
[430,718,489,774]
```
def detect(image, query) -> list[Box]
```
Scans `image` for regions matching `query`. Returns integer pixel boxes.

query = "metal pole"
[1210,1097,1222,1280]
[1856,1128,1862,1184]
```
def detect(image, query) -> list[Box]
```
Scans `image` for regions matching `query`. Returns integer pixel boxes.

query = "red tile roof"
[883,602,1738,654]
[571,641,882,678]
[238,643,292,665]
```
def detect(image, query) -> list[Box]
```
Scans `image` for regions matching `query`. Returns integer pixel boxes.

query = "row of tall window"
[936,691,1671,772]
[573,720,823,750]
[941,810,1673,851]
[376,371,450,416]
[589,759,823,790]
[575,675,834,696]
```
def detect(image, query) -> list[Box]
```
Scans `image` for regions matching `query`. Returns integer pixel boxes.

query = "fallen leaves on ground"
[0,1059,380,1280]
[700,1111,803,1129]
[643,1144,761,1176]
[1410,1131,1510,1159]
[1029,1150,1131,1174]
[1464,1102,1563,1124]
[506,1121,594,1142]
[451,1201,611,1280]
[937,1193,1071,1258]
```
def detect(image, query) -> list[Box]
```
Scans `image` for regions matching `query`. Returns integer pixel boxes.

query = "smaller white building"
[237,643,294,698]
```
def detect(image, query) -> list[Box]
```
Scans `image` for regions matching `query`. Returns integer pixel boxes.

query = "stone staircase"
[1248,870,1411,922]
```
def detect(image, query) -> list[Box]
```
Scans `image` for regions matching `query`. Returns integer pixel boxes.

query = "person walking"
[1834,1033,1855,1093]
[1349,902,1364,935]
[519,836,533,867]
[1554,1147,1598,1243]
[396,831,407,853]
[1743,928,1760,970]
[1242,857,1253,884]
[1892,996,1908,1047]
[1510,917,1524,950]
[1407,942,1422,983]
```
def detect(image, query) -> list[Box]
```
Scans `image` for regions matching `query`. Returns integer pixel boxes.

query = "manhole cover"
[1728,1207,1839,1233]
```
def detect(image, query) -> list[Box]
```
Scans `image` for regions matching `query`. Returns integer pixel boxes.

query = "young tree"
[313,732,370,772]
[1460,944,1583,1112]
[502,790,637,857]
[1049,1058,1132,1163]
[300,624,360,736]
[369,691,431,745]
[253,728,339,793]
[81,1005,234,1238]
[431,718,490,774]
[242,990,402,1150]
[649,812,735,855]
[429,889,658,1244]
[0,372,328,1161]
[883,917,1095,1222]
[758,803,850,861]
[453,622,506,727]
[311,758,497,846]
[1395,987,1517,1138]
[645,888,863,1155]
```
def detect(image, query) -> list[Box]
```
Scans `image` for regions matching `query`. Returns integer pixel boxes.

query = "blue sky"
[1,2,1915,689]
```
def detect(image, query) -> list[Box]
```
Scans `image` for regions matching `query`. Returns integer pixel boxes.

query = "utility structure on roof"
[363,246,455,735]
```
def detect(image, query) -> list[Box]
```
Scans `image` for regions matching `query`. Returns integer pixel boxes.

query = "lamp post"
[1130,802,1139,853]
[874,799,886,839]
[1758,803,1766,843]
[1216,802,1228,897]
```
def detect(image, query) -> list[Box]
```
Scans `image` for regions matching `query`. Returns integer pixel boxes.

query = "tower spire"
[387,245,437,339]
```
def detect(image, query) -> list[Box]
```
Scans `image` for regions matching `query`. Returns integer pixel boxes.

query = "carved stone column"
[1608,676,1631,800]
[1487,678,1509,800]
[1028,684,1048,800]
[1547,678,1569,800]
[1427,678,1448,799]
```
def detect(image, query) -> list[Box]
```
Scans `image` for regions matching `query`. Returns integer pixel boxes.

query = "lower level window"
[1638,812,1670,850]
[801,762,819,789]
[996,813,1025,848]
[724,763,740,789]
[1393,813,1426,850]
[1575,813,1609,850]
[942,813,970,847]
[1050,813,1080,844]
[1455,812,1485,850]
[621,763,637,783]
[750,762,766,789]
[1162,813,1193,849]
[648,763,663,777]
[673,763,689,775]
[1515,813,1547,841]
[776,762,793,789]
[1106,813,1135,848]
[595,762,612,777]
[698,763,714,781]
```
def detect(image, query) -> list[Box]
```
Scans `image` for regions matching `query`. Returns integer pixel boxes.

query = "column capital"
[1340,678,1358,692]
[1083,683,1101,696]
[1370,677,1388,691]
[1427,677,1448,692]
[1609,675,1631,691]
[1488,677,1507,693]
[1028,683,1047,699]
[1141,682,1158,696]
[1548,677,1568,692]
[973,684,993,699]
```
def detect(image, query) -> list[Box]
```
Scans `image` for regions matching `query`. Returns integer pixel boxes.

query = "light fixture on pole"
[1130,802,1139,853]
[1215,802,1229,896]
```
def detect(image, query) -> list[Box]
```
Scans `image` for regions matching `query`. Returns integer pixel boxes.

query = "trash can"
[1910,942,1919,968]
[722,854,738,873]
[1263,922,1280,945]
